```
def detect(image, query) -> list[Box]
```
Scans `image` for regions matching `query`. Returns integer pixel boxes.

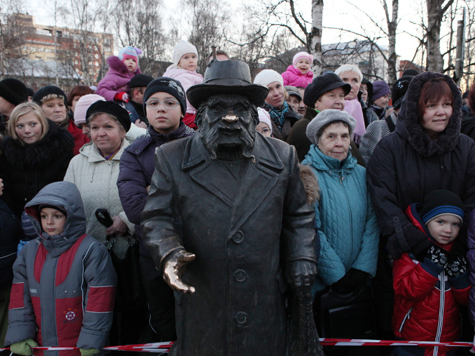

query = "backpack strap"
[385,116,396,133]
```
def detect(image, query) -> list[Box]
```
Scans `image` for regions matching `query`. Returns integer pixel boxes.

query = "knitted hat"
[21,211,37,241]
[253,69,283,87]
[0,78,28,106]
[257,107,272,135]
[293,52,313,66]
[74,94,105,126]
[306,109,356,145]
[33,85,67,107]
[118,46,142,62]
[422,190,464,225]
[285,86,302,101]
[372,80,391,101]
[402,69,419,76]
[129,74,153,89]
[38,204,67,217]
[173,40,198,67]
[86,100,131,133]
[143,77,187,115]
[392,75,415,109]
[27,87,35,97]
[303,72,351,108]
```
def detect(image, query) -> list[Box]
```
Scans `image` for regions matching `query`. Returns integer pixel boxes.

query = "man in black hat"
[125,74,153,127]
[0,78,29,136]
[141,59,320,355]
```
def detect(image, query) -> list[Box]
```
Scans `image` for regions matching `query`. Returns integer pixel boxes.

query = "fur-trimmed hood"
[299,164,320,206]
[107,55,141,75]
[2,120,74,169]
[396,71,462,158]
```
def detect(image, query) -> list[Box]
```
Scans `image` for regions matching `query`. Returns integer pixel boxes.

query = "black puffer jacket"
[0,199,23,289]
[367,72,475,259]
[0,120,74,218]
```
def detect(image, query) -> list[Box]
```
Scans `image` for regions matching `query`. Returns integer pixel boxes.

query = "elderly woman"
[335,65,369,144]
[302,109,379,297]
[253,69,300,141]
[367,72,475,342]
[64,100,146,347]
[33,85,89,155]
[0,102,74,218]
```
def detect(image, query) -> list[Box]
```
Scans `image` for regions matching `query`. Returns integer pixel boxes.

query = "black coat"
[0,199,23,289]
[367,72,475,258]
[0,120,74,218]
[141,133,316,355]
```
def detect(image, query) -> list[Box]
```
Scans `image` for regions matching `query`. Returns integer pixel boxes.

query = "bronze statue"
[141,58,323,355]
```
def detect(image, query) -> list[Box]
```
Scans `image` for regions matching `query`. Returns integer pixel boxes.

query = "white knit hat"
[173,40,198,67]
[257,108,272,135]
[253,69,283,88]
[293,52,313,66]
[74,94,105,126]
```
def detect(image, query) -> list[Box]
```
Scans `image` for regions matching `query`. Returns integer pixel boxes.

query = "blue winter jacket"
[302,144,379,294]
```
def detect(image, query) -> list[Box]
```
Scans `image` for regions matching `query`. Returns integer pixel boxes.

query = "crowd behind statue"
[2,39,475,356]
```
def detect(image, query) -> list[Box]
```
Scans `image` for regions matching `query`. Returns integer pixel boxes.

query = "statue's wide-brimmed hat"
[187,60,269,109]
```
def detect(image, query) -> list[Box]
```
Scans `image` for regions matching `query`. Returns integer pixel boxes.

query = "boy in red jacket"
[392,190,470,356]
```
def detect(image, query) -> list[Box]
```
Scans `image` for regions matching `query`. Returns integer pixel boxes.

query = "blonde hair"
[335,65,363,82]
[8,102,49,143]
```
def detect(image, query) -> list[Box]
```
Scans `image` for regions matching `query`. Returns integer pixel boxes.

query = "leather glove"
[425,245,448,269]
[445,255,468,278]
[332,270,354,294]
[348,268,369,292]
[114,92,129,102]
[80,348,100,356]
[10,339,38,356]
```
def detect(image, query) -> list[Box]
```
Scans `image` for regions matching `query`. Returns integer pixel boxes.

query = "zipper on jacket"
[434,272,446,356]
[398,307,413,333]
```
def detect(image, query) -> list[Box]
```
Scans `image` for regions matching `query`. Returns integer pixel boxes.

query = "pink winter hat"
[74,94,105,126]
[293,52,313,66]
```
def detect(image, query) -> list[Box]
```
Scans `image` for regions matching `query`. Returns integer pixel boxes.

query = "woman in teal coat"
[302,109,379,296]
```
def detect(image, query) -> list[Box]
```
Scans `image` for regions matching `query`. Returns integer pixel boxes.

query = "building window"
[37,29,52,36]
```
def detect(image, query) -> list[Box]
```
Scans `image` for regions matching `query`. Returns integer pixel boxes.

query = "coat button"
[393,217,399,222]
[395,227,402,232]
[234,269,247,282]
[232,231,244,244]
[235,311,248,325]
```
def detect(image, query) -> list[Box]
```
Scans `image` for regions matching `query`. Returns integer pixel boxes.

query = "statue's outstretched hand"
[287,260,317,298]
[163,250,196,294]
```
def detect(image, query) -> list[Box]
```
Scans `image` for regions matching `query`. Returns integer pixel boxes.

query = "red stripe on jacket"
[86,286,116,312]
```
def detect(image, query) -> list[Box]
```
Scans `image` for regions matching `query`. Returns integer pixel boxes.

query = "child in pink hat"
[281,51,314,88]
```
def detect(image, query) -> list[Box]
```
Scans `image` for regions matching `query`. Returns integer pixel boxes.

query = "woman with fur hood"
[367,72,475,342]
[96,46,142,102]
[0,102,74,219]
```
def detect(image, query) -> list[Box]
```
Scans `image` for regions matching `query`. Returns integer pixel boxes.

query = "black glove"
[386,224,429,260]
[332,270,354,294]
[348,268,369,292]
[446,255,468,278]
[425,245,448,269]
[447,238,467,263]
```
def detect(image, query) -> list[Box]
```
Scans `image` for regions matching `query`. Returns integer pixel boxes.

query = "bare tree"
[113,0,167,76]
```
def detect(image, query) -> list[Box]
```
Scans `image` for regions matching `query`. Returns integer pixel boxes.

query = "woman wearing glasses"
[117,78,194,342]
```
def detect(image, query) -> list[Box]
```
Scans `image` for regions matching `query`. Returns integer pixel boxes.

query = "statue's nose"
[222,110,238,123]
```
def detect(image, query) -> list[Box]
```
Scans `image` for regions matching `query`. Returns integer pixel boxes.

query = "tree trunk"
[426,0,452,72]
[309,0,323,76]
[387,0,398,85]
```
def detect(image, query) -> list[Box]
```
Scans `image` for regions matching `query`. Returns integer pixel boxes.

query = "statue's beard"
[201,120,256,160]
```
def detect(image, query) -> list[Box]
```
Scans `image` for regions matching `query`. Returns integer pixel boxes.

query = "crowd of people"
[2,38,475,356]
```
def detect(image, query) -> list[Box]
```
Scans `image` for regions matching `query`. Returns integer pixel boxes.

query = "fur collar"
[396,72,462,158]
[2,120,74,169]
[299,164,320,206]
[107,56,141,75]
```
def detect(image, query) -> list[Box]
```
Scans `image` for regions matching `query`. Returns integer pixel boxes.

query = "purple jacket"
[117,123,194,256]
[281,65,313,88]
[96,56,141,101]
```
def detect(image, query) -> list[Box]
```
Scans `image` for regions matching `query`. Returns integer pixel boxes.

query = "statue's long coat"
[142,133,317,356]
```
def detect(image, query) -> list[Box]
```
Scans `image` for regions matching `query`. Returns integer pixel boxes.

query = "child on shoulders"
[163,40,203,130]
[281,51,313,88]
[96,46,142,102]
[392,190,470,356]
[4,181,116,356]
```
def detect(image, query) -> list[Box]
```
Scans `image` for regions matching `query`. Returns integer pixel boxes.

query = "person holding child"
[392,190,470,356]
[281,51,314,88]
[96,46,142,102]
[4,181,117,356]
[163,40,204,130]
